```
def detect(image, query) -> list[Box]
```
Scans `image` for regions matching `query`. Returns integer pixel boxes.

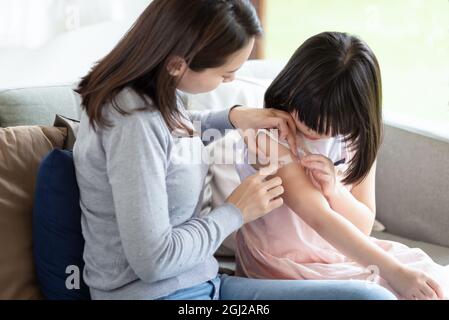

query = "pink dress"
[234,130,449,299]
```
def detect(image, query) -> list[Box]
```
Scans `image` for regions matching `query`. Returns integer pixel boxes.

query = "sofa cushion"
[0,85,81,127]
[0,126,66,299]
[33,149,90,300]
[372,231,449,266]
[376,124,449,247]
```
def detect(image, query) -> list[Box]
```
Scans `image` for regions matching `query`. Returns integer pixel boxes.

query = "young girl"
[235,31,449,300]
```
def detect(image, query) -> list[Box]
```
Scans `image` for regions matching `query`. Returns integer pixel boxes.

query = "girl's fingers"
[301,154,329,163]
[301,161,328,173]
[419,291,430,300]
[302,155,335,169]
[307,170,322,190]
[301,158,329,168]
[427,278,445,299]
[420,287,436,300]
[312,171,331,182]
[412,291,426,300]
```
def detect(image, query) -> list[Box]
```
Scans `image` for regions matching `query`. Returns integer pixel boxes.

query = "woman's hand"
[229,106,298,156]
[387,265,444,300]
[300,154,342,201]
[226,165,284,224]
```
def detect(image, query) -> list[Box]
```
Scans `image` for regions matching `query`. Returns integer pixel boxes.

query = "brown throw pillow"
[0,126,67,299]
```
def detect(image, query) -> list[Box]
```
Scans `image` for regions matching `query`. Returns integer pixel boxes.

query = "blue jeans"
[157,274,396,300]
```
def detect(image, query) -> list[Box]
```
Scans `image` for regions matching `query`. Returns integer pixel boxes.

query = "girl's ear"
[167,56,188,77]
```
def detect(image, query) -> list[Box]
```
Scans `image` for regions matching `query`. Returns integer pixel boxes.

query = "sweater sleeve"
[102,110,243,283]
[188,108,236,145]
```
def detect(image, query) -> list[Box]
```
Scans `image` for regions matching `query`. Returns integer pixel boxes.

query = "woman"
[73,0,395,300]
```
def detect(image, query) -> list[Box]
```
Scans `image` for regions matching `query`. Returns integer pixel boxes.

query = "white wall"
[0,0,152,88]
[0,0,151,49]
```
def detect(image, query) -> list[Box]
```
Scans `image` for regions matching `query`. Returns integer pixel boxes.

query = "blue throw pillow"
[33,149,90,300]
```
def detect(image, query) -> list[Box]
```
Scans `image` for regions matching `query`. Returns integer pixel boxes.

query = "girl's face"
[292,113,333,141]
[176,38,255,94]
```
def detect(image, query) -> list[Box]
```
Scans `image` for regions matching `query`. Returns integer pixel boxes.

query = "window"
[264,0,449,135]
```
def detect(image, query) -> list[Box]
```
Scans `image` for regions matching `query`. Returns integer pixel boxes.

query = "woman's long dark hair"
[265,32,383,185]
[75,0,262,131]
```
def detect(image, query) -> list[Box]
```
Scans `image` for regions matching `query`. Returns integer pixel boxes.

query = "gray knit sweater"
[73,87,243,300]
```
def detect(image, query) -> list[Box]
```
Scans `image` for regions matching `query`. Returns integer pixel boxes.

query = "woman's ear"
[167,56,188,77]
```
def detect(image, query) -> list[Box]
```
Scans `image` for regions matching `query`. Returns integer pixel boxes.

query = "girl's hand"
[300,154,341,200]
[389,265,444,300]
[226,165,284,224]
[229,106,298,156]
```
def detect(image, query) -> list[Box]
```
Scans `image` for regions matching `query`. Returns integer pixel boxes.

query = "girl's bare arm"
[256,132,399,278]
[327,163,377,235]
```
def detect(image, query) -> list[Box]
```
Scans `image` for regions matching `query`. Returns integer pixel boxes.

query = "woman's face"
[176,38,255,94]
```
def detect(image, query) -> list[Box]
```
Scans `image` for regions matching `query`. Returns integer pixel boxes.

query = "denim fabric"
[156,274,396,300]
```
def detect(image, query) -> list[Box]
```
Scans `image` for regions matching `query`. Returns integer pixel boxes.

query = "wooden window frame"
[250,0,266,59]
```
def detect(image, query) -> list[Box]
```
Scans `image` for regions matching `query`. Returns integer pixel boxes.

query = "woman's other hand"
[229,107,298,157]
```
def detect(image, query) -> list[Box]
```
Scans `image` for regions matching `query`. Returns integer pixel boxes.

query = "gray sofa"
[1,60,448,270]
